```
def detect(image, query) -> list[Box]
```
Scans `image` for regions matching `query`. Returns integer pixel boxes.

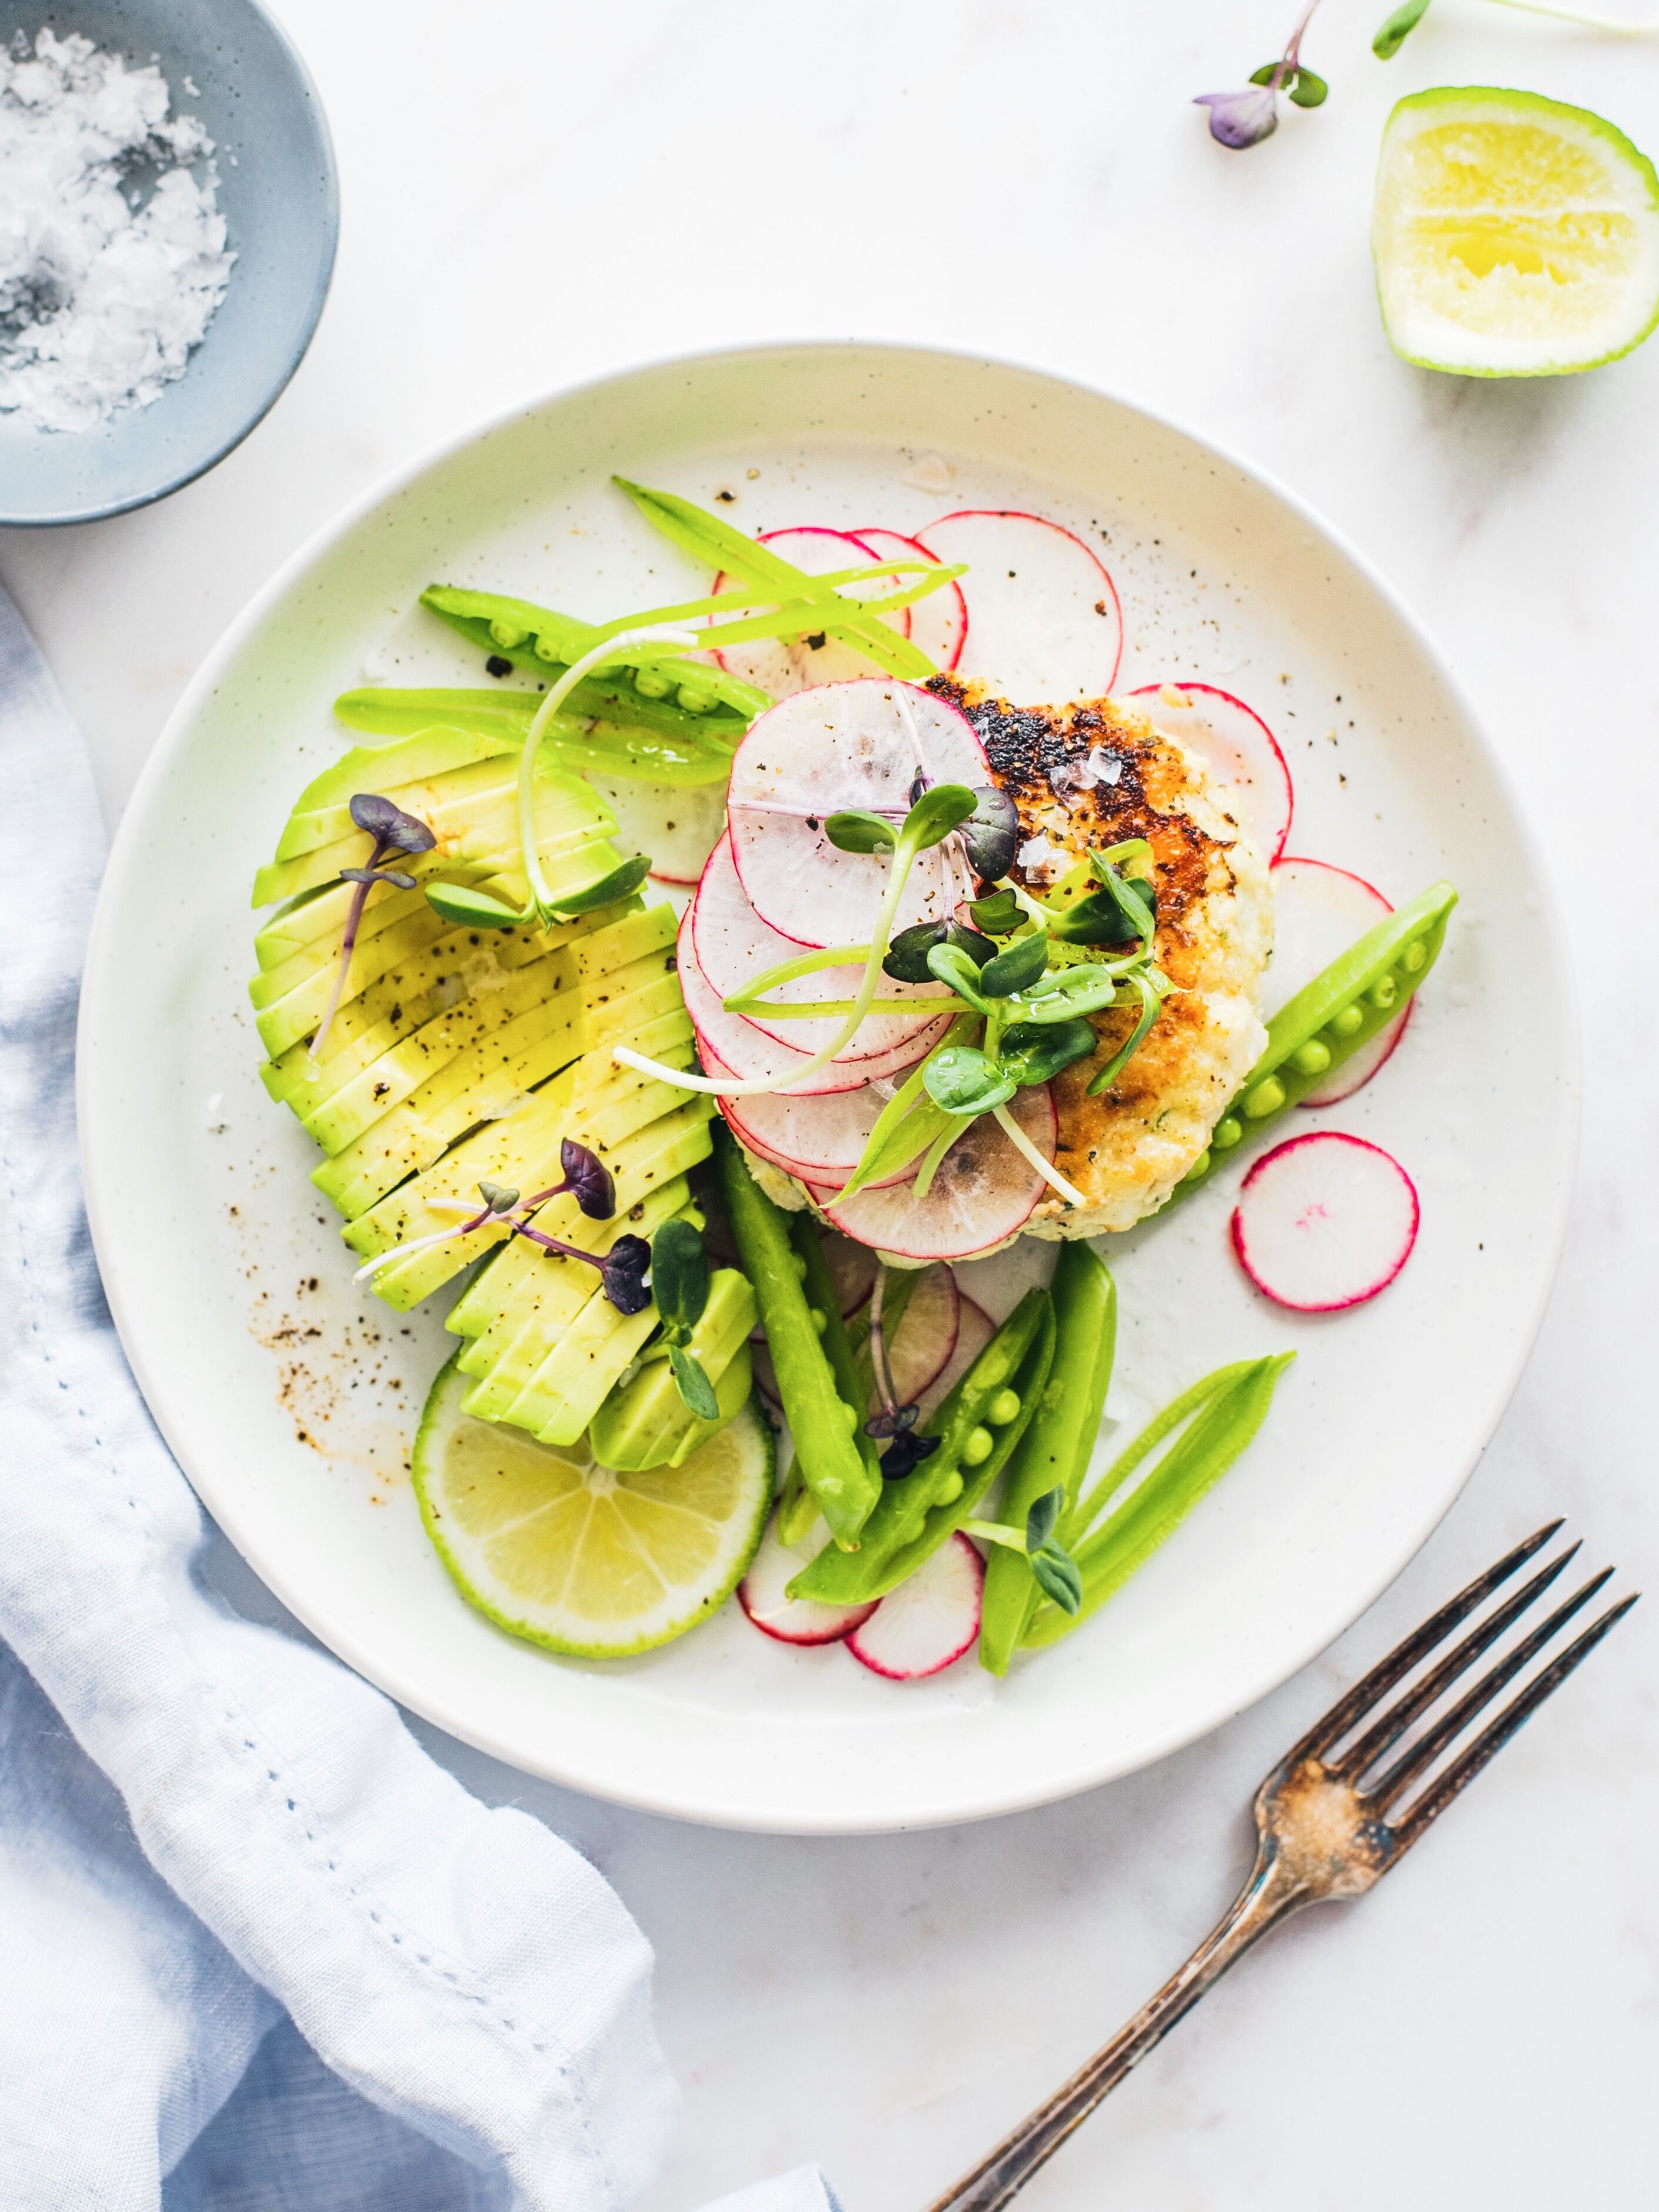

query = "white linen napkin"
[0,581,834,2212]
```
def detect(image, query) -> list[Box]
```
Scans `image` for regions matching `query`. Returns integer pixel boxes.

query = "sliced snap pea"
[419,586,763,741]
[790,1213,881,1497]
[714,1129,878,1548]
[1170,880,1458,1202]
[978,1243,1116,1677]
[333,686,736,787]
[789,1287,1056,1607]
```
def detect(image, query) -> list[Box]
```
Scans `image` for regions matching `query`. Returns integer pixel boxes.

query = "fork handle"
[924,1853,1308,2212]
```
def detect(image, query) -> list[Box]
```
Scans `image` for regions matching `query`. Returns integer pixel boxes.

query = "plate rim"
[77,338,1582,1830]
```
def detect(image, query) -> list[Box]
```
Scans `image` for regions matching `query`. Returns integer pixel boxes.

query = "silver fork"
[927,1523,1636,2212]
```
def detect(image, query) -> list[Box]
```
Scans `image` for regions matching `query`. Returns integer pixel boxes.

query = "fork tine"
[1283,1522,1564,1770]
[1386,1593,1638,1855]
[1366,1568,1615,1812]
[1336,1544,1581,1781]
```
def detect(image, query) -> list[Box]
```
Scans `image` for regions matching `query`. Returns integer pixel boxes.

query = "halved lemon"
[413,1354,773,1658]
[1373,87,1659,376]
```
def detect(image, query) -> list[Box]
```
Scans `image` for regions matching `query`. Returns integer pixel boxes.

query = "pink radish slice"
[855,526,967,672]
[1230,1132,1419,1312]
[1267,855,1410,1106]
[693,834,947,1062]
[845,1531,984,1679]
[739,1511,878,1646]
[914,510,1123,704]
[918,1294,994,1420]
[677,911,865,1098]
[712,526,910,698]
[586,774,726,886]
[716,1067,921,1192]
[728,678,986,950]
[1127,683,1293,864]
[872,1262,961,1410]
[812,1084,1056,1261]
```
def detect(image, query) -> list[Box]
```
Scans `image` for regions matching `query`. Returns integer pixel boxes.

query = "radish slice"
[824,1232,878,1318]
[1230,1132,1419,1312]
[586,774,726,887]
[855,526,967,672]
[1267,855,1411,1106]
[716,1065,921,1192]
[738,1511,878,1646]
[845,1532,984,1679]
[812,1085,1056,1260]
[915,510,1123,704]
[692,834,947,1062]
[712,526,910,698]
[918,1294,994,1420]
[1127,683,1293,864]
[727,679,986,949]
[677,910,865,1098]
[874,1262,961,1410]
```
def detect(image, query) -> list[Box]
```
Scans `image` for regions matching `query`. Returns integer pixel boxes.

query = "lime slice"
[413,1354,773,1657]
[1373,87,1659,376]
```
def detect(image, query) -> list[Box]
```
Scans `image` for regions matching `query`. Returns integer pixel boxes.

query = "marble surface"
[4,3,1657,2205]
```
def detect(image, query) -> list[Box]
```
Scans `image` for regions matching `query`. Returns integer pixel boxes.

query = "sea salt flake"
[1016,834,1066,884]
[0,29,235,433]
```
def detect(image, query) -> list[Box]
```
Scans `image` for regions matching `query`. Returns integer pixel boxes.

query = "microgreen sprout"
[1195,0,1326,149]
[646,1217,720,1418]
[864,1262,943,1477]
[308,794,436,1066]
[963,1486,1083,1613]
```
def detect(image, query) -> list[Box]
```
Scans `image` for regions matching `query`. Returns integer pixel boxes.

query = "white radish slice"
[712,526,910,698]
[824,1232,878,1318]
[692,834,947,1062]
[716,1064,921,1192]
[855,526,967,672]
[1266,855,1411,1106]
[918,1294,994,1420]
[915,509,1123,704]
[874,1262,961,1411]
[1230,1132,1419,1313]
[586,774,726,887]
[677,910,865,1099]
[728,679,987,949]
[738,1511,878,1646]
[1127,682,1293,863]
[845,1531,984,1680]
[812,1085,1056,1261]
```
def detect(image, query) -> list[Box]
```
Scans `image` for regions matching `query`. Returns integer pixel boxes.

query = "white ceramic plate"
[79,344,1577,1833]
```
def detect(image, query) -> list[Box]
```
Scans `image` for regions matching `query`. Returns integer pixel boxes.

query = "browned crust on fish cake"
[927,678,1271,1235]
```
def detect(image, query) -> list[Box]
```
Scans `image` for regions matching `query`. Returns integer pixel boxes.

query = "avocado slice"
[588,1271,758,1471]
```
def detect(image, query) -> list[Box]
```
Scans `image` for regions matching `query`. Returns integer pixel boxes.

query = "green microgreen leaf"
[998,1017,1099,1089]
[1025,1486,1064,1552]
[650,1218,710,1342]
[969,887,1021,936]
[1030,1544,1084,1615]
[1373,0,1431,56]
[979,931,1051,999]
[882,920,996,984]
[1288,66,1327,105]
[825,809,899,854]
[1087,970,1167,1097]
[667,1344,721,1421]
[1010,965,1123,1022]
[549,855,652,914]
[424,883,530,930]
[925,941,993,1014]
[902,781,978,851]
[923,1046,1017,1117]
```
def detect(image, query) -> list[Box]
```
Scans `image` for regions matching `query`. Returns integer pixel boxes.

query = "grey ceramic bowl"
[1,0,337,525]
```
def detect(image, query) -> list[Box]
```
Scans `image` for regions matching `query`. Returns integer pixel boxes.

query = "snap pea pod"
[792,1211,881,1484]
[778,1261,923,1545]
[978,1245,1116,1676]
[789,1288,1056,1607]
[613,477,937,684]
[714,1128,880,1549]
[1021,1353,1295,1649]
[332,687,735,787]
[419,586,767,738]
[1169,880,1458,1202]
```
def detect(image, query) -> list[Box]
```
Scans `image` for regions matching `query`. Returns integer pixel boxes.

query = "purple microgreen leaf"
[864,1401,920,1442]
[879,1430,941,1481]
[339,866,418,891]
[1194,85,1279,148]
[349,792,436,854]
[599,1233,652,1315]
[560,1137,616,1220]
